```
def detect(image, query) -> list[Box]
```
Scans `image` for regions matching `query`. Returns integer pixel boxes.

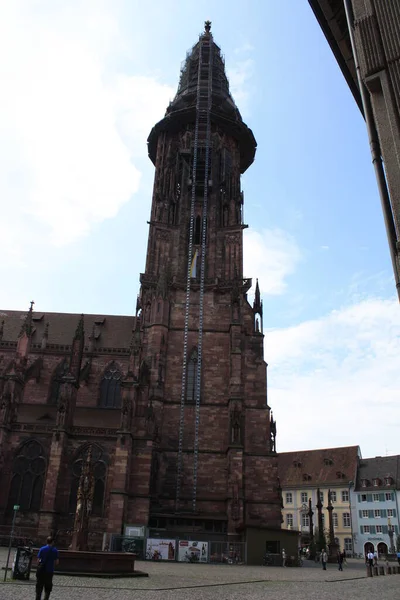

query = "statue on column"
[71,446,94,551]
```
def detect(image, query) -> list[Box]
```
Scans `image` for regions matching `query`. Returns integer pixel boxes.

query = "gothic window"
[194,216,201,245]
[99,362,122,408]
[7,440,46,512]
[186,348,198,403]
[48,359,68,404]
[69,445,107,516]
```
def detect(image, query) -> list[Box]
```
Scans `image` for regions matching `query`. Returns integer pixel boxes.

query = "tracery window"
[186,348,198,403]
[68,445,107,516]
[7,440,46,511]
[99,362,122,408]
[48,359,68,404]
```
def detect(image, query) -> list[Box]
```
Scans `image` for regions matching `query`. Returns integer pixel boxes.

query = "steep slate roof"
[355,455,400,491]
[0,309,135,350]
[278,445,360,487]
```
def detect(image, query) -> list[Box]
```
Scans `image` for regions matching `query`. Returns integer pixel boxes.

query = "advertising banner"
[178,540,208,563]
[146,539,176,561]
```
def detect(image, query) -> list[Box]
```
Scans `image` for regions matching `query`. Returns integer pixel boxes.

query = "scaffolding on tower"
[175,23,214,513]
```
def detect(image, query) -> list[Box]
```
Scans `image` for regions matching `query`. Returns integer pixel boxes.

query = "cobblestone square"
[1,549,399,600]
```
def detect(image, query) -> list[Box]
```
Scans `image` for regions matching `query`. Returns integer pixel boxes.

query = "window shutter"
[379,493,384,501]
[381,509,387,518]
[360,526,363,534]
[382,525,388,534]
[395,525,398,534]
[368,510,374,518]
[393,509,397,518]
[367,494,372,502]
[370,525,376,534]
[358,494,361,502]
[359,510,362,518]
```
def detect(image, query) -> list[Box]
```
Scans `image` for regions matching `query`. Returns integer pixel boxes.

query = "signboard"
[178,540,208,563]
[146,539,176,561]
[13,505,20,511]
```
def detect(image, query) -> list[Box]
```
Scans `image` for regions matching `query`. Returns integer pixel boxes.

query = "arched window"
[69,444,107,516]
[186,348,198,403]
[7,440,46,511]
[48,359,68,404]
[194,216,201,245]
[99,362,122,408]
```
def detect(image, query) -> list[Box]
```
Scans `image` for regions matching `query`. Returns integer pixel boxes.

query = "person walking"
[36,536,59,600]
[282,548,286,567]
[397,550,400,566]
[337,551,343,571]
[367,550,374,568]
[321,548,328,570]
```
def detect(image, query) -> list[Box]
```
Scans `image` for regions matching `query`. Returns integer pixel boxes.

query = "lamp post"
[388,517,395,554]
[4,504,19,582]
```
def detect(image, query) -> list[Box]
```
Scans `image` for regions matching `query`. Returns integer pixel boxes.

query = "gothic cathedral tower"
[136,22,281,537]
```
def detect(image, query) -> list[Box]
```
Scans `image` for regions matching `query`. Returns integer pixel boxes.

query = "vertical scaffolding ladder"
[175,33,213,513]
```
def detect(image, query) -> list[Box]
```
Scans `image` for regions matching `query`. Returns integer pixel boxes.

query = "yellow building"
[278,446,361,554]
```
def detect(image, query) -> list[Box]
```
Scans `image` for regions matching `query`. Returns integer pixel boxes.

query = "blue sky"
[1,1,399,456]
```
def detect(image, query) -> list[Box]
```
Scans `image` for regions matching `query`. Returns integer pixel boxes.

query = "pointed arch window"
[193,215,201,245]
[186,348,198,403]
[68,445,107,516]
[7,440,46,512]
[99,362,122,408]
[48,359,68,404]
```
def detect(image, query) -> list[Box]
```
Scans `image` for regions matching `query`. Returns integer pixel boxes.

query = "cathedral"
[0,23,282,549]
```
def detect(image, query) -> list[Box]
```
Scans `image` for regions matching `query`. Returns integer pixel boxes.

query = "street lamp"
[388,517,396,554]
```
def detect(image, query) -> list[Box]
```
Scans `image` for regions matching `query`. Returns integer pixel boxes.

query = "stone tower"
[137,22,282,537]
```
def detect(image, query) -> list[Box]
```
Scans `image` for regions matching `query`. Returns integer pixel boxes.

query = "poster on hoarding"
[146,539,176,561]
[178,540,208,563]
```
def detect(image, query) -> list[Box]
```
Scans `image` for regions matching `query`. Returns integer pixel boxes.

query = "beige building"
[278,446,361,553]
[308,0,400,299]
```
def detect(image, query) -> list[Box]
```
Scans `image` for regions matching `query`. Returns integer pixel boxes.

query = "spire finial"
[20,300,35,337]
[204,20,211,34]
[74,314,85,340]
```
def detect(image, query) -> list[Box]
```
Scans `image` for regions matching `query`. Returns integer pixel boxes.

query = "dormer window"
[324,458,333,466]
[361,479,369,488]
[336,471,346,480]
[384,477,393,486]
[302,473,311,482]
[293,460,302,468]
[372,478,380,487]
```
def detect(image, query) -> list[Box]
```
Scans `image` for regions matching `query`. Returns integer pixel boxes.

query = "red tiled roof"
[0,309,135,350]
[278,445,360,487]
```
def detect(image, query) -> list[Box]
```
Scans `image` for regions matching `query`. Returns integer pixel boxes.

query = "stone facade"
[0,25,281,547]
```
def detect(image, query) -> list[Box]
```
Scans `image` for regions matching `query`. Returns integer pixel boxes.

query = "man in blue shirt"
[36,536,59,600]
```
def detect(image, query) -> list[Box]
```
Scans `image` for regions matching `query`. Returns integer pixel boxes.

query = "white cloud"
[244,228,302,297]
[266,298,400,456]
[0,2,173,258]
[227,58,255,116]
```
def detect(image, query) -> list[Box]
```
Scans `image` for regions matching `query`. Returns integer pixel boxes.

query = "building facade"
[0,23,282,549]
[308,0,400,298]
[278,446,360,553]
[350,455,400,557]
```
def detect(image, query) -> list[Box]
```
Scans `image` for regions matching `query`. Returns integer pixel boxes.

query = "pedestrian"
[282,548,286,567]
[373,550,378,566]
[342,549,347,564]
[337,551,343,571]
[397,550,400,566]
[36,536,59,600]
[321,548,328,570]
[367,550,374,568]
